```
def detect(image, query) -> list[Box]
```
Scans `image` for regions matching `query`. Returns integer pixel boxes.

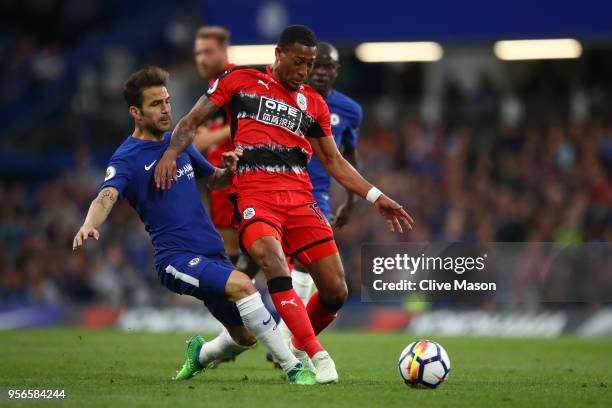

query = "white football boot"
[311,350,338,384]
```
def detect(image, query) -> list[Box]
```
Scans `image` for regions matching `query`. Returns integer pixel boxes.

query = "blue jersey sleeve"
[98,155,133,195]
[186,144,216,178]
[341,103,363,149]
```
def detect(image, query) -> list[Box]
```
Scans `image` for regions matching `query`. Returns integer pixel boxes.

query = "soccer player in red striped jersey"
[155,25,414,384]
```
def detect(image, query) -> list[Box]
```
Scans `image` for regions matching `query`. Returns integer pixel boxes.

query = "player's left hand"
[331,201,354,230]
[155,149,178,190]
[373,195,414,233]
[221,149,242,172]
[72,225,100,250]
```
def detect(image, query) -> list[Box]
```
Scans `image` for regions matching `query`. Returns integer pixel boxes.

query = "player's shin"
[276,269,314,339]
[235,292,300,373]
[198,328,251,367]
[267,276,324,358]
[306,291,340,335]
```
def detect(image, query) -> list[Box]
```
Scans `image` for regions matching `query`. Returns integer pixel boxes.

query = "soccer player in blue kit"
[308,42,362,227]
[71,66,316,385]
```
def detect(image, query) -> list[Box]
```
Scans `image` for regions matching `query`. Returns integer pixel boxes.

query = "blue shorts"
[312,190,332,221]
[157,253,243,327]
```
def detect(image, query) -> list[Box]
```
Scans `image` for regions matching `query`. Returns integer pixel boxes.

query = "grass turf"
[0,329,610,407]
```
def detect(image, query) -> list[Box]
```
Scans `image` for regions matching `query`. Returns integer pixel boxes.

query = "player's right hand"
[72,225,100,251]
[155,149,178,190]
[373,195,414,233]
[221,149,242,172]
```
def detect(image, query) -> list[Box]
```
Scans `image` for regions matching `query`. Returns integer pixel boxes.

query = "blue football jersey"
[99,133,225,267]
[307,89,362,195]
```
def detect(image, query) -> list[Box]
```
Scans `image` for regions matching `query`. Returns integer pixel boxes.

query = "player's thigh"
[159,254,233,298]
[248,234,292,279]
[159,255,244,327]
[234,193,283,255]
[284,200,339,266]
[235,197,290,279]
[304,252,348,304]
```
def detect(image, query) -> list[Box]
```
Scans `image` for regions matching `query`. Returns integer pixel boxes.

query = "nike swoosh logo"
[144,160,157,171]
[263,315,272,325]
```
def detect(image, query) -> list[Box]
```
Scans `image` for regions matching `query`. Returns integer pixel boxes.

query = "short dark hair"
[277,25,317,50]
[196,26,230,47]
[122,66,169,108]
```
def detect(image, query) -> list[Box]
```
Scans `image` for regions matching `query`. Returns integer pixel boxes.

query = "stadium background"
[0,0,610,336]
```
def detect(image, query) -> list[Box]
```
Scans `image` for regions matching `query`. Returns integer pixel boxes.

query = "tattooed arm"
[72,187,119,250]
[155,95,220,190]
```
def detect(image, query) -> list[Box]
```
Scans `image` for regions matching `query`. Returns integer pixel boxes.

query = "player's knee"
[251,245,289,278]
[225,271,256,301]
[320,281,348,313]
[260,251,286,272]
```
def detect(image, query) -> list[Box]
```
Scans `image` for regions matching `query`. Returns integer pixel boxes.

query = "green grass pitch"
[0,329,610,407]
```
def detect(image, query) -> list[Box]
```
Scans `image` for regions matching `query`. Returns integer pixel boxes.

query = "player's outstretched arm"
[309,136,414,233]
[332,145,358,229]
[155,95,220,190]
[206,150,242,190]
[72,187,119,250]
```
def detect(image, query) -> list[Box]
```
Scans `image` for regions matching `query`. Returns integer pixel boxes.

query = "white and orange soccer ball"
[398,339,451,388]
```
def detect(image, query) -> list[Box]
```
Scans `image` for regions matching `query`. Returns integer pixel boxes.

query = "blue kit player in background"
[72,66,315,385]
[308,42,362,227]
[274,41,364,344]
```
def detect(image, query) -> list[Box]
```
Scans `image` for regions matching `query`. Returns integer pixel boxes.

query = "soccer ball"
[398,339,450,388]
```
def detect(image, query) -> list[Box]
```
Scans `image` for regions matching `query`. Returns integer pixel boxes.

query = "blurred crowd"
[0,2,610,309]
[0,0,111,106]
[0,147,159,307]
[1,115,610,308]
[335,118,612,300]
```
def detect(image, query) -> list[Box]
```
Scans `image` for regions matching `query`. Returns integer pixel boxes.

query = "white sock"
[276,319,292,340]
[291,269,314,304]
[198,328,251,367]
[236,292,300,373]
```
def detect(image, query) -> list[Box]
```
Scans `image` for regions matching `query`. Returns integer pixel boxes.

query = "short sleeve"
[98,156,132,195]
[342,104,363,149]
[186,144,216,178]
[206,69,245,108]
[308,99,333,138]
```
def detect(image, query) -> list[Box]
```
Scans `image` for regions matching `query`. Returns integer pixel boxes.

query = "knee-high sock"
[235,292,299,373]
[268,276,324,358]
[276,269,314,339]
[198,328,251,367]
[306,291,338,335]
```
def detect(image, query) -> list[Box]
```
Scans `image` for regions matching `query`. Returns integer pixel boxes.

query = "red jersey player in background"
[192,26,240,264]
[155,25,414,384]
